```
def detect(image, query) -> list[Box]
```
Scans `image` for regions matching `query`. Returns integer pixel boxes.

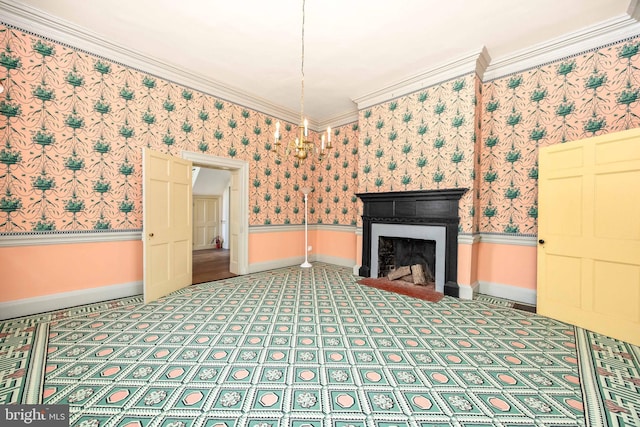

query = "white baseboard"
[458,281,479,300]
[478,281,537,305]
[0,281,143,320]
[248,255,357,274]
[311,254,357,268]
[248,257,306,273]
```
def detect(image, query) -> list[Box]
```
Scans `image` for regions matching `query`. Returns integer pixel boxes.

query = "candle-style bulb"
[327,127,331,142]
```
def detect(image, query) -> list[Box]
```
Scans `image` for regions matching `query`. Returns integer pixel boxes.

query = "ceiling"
[2,0,637,127]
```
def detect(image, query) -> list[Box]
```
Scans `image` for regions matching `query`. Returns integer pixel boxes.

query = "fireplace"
[356,189,466,297]
[377,236,436,280]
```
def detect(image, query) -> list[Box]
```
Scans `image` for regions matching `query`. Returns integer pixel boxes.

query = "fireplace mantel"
[356,189,467,297]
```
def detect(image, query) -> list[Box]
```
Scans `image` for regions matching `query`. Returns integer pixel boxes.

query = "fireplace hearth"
[356,189,466,297]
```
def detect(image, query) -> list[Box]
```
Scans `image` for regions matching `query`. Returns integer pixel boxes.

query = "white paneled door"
[143,148,192,304]
[193,196,220,250]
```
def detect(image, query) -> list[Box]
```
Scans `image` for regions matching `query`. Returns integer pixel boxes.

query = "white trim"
[249,224,358,234]
[0,0,302,126]
[0,0,357,130]
[0,281,142,320]
[312,224,358,233]
[458,281,479,301]
[3,0,640,126]
[479,233,537,246]
[316,109,359,130]
[248,254,356,274]
[484,13,640,81]
[0,231,141,247]
[353,47,489,110]
[478,280,537,305]
[311,253,357,268]
[248,257,305,274]
[630,0,640,21]
[457,233,480,245]
[353,264,361,275]
[181,151,249,275]
[250,224,304,233]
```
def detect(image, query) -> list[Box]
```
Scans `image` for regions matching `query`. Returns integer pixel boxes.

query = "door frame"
[181,151,249,275]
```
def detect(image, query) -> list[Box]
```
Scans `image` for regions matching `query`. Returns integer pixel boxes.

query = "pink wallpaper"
[2,23,639,239]
[357,75,477,232]
[480,39,640,234]
[0,25,359,233]
[357,38,640,236]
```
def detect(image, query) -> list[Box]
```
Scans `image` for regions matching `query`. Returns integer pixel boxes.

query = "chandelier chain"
[272,0,331,162]
[300,0,305,124]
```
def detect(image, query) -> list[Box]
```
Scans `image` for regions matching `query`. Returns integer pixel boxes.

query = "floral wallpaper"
[2,21,639,238]
[358,36,640,235]
[357,74,478,233]
[0,24,359,233]
[480,37,640,234]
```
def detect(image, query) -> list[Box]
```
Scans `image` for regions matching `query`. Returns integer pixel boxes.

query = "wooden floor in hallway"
[192,248,237,284]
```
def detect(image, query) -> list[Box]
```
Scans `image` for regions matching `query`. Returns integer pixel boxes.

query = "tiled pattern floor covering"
[1,263,639,426]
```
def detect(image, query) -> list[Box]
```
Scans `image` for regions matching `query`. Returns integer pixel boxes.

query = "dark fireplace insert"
[378,236,436,282]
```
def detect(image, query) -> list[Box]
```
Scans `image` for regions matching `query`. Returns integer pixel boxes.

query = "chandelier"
[272,0,332,162]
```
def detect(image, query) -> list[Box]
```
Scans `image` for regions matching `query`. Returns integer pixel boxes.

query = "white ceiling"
[2,0,638,127]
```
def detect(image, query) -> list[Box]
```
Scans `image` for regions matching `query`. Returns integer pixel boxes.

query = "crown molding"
[0,0,302,125]
[629,0,640,20]
[3,0,639,124]
[483,11,640,81]
[352,47,489,110]
[315,109,359,130]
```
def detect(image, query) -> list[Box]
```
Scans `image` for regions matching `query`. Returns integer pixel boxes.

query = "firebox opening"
[378,236,436,282]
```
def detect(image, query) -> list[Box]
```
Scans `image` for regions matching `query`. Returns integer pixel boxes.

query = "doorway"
[192,247,236,284]
[182,151,249,279]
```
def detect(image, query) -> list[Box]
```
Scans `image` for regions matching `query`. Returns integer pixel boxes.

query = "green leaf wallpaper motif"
[481,38,640,235]
[2,22,640,237]
[0,24,358,232]
[358,75,476,232]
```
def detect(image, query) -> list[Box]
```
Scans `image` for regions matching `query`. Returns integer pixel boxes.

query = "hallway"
[192,248,237,284]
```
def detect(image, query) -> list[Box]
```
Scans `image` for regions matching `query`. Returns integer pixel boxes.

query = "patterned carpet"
[1,263,639,426]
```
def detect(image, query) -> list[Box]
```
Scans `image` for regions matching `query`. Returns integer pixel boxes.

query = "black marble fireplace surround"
[356,189,467,297]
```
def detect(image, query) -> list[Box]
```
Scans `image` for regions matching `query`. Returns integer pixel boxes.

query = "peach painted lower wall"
[457,242,479,287]
[474,241,538,304]
[248,229,308,265]
[312,229,357,264]
[458,239,537,303]
[477,242,537,289]
[0,240,143,303]
[248,227,358,271]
